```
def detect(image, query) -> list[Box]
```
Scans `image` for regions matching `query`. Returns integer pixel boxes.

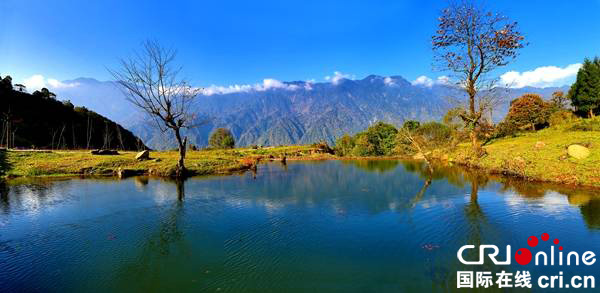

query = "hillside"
[440,124,600,187]
[0,84,146,150]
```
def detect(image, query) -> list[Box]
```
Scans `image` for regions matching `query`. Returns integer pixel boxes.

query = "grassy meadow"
[440,127,600,187]
[0,145,334,178]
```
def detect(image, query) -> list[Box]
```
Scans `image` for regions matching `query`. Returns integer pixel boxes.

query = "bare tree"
[58,124,66,149]
[398,127,434,174]
[110,40,200,176]
[432,1,527,151]
[102,121,113,150]
[86,115,93,149]
[71,124,77,149]
[115,125,125,150]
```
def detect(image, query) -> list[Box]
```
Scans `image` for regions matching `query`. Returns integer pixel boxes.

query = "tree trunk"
[467,87,480,152]
[590,109,595,118]
[173,127,187,177]
[470,129,480,152]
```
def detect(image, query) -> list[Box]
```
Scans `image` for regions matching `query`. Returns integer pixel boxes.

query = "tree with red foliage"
[432,1,527,150]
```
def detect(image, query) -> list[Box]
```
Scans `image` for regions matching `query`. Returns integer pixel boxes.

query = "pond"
[1,160,600,292]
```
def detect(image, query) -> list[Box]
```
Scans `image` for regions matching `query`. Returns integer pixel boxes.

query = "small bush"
[415,121,451,146]
[492,121,519,139]
[549,110,577,128]
[402,120,420,131]
[334,134,355,156]
[311,141,334,154]
[568,117,600,131]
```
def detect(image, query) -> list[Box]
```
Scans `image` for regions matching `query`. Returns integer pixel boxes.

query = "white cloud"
[500,63,581,88]
[412,75,452,87]
[202,78,300,96]
[436,75,451,85]
[325,71,354,85]
[412,75,434,87]
[384,77,396,86]
[22,74,79,92]
[304,79,315,90]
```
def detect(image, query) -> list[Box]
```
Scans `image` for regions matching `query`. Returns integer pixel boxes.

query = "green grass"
[1,145,333,178]
[443,126,600,187]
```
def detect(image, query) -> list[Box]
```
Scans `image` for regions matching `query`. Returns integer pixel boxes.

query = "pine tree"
[568,57,600,118]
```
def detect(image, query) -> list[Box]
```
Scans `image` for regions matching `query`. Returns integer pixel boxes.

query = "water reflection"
[2,160,600,292]
[342,160,400,173]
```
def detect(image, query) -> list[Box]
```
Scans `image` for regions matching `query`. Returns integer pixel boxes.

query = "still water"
[1,160,600,292]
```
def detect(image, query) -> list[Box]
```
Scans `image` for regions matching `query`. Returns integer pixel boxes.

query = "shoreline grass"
[2,128,599,189]
[1,146,335,179]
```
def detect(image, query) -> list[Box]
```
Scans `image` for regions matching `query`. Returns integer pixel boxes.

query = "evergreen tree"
[568,57,600,118]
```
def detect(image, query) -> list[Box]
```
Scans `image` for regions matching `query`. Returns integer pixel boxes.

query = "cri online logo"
[458,233,596,266]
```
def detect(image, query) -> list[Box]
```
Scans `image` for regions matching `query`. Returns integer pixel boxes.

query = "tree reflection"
[114,178,189,290]
[0,180,8,215]
[343,160,400,173]
[580,199,600,229]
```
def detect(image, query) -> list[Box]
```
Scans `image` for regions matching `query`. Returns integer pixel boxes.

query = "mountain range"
[51,75,569,149]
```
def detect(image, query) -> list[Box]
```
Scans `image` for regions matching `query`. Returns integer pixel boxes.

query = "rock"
[91,149,119,155]
[135,150,150,161]
[567,144,590,159]
[535,141,546,149]
[116,168,143,179]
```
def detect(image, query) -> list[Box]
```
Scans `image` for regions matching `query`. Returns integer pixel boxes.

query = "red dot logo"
[554,239,560,245]
[527,236,539,247]
[541,233,550,241]
[515,248,532,265]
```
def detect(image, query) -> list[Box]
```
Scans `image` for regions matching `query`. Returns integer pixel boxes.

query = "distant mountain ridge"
[49,75,570,149]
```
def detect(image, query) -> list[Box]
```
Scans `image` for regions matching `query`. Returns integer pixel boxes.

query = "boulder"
[91,149,119,155]
[567,144,590,159]
[116,168,143,179]
[135,150,150,161]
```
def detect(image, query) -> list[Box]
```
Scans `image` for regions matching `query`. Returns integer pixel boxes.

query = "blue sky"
[1,0,599,89]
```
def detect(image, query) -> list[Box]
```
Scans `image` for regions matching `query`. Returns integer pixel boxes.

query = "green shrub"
[334,134,355,156]
[415,121,451,146]
[492,121,519,138]
[568,117,600,131]
[402,120,420,131]
[208,128,235,149]
[549,110,577,128]
[350,122,398,156]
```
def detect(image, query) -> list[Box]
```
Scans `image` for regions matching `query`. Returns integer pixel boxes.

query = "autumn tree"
[550,91,569,110]
[432,1,527,151]
[110,40,200,177]
[568,57,600,118]
[503,94,551,130]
